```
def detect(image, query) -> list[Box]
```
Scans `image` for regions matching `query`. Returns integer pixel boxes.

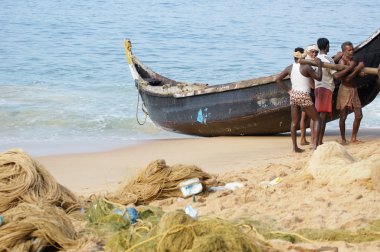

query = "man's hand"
[314,57,322,66]
[357,62,365,77]
[357,62,365,69]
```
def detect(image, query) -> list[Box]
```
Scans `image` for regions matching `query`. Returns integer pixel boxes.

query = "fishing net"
[0,149,79,213]
[85,198,165,251]
[0,202,82,251]
[85,199,380,252]
[306,142,374,185]
[123,210,276,252]
[107,159,217,205]
[238,218,380,245]
[86,200,276,252]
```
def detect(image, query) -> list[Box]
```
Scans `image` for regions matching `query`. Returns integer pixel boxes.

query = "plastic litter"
[184,204,198,219]
[113,207,139,224]
[178,178,203,197]
[259,177,283,189]
[0,215,3,226]
[126,207,139,224]
[208,182,244,192]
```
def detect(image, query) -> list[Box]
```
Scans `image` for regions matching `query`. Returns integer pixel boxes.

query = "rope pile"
[0,149,83,251]
[108,159,217,205]
[0,202,80,251]
[0,149,78,213]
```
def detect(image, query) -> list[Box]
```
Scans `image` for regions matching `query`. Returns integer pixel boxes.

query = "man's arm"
[333,60,356,80]
[332,51,343,64]
[345,61,365,82]
[275,65,292,93]
[305,58,322,81]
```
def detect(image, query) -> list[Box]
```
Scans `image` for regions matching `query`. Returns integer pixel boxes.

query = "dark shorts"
[310,89,315,103]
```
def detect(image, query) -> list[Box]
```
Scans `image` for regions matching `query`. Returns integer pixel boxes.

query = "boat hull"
[139,77,380,136]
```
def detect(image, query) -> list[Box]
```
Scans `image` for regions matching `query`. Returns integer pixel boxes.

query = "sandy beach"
[36,134,292,196]
[36,129,380,195]
[23,128,379,251]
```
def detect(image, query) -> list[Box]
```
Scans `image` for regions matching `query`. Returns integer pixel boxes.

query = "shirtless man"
[276,47,322,152]
[333,41,365,144]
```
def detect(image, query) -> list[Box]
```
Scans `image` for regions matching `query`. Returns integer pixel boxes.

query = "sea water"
[0,0,379,155]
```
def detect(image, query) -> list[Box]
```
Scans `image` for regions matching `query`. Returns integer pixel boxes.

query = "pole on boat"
[299,59,379,76]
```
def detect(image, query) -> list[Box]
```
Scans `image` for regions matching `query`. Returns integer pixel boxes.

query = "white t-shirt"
[290,63,311,93]
[315,54,336,92]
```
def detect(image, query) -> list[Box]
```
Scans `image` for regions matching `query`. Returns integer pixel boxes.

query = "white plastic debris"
[178,178,203,197]
[185,204,198,219]
[208,182,244,192]
[224,182,244,190]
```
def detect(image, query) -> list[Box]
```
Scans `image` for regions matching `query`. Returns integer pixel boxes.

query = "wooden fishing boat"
[125,28,380,136]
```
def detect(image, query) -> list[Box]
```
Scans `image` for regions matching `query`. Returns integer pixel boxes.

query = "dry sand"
[35,129,380,251]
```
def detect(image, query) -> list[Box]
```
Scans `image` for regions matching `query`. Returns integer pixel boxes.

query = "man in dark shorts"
[333,41,365,144]
[276,47,322,152]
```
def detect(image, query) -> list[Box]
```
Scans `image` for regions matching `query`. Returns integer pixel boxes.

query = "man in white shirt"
[314,38,337,145]
[300,44,319,146]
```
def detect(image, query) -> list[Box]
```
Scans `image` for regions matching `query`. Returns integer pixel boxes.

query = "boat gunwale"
[134,56,285,98]
[132,27,380,98]
[354,27,380,51]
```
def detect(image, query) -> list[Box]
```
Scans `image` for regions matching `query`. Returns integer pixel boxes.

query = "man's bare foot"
[340,139,348,145]
[293,147,304,153]
[300,139,310,146]
[350,139,363,144]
